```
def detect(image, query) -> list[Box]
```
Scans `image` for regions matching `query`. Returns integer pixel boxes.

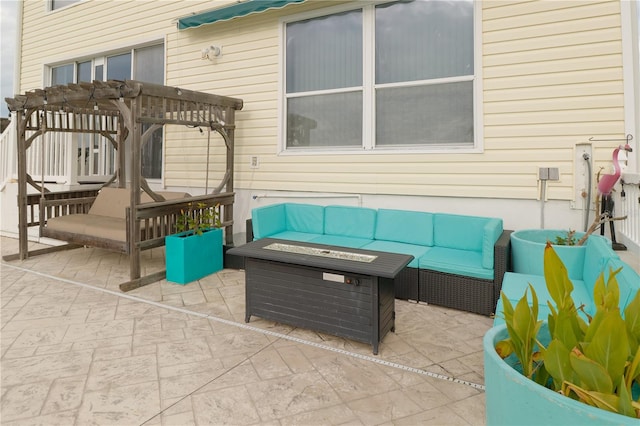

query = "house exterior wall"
[11,0,637,242]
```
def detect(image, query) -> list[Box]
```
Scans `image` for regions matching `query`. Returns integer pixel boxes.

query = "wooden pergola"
[4,80,243,290]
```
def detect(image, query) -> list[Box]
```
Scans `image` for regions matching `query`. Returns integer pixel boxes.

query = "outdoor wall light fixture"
[201,45,222,61]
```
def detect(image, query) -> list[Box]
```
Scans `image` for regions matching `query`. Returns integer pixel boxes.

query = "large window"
[284,0,476,152]
[49,44,165,178]
[50,0,81,11]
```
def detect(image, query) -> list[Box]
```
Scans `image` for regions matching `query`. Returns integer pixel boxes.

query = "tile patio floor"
[1,236,637,425]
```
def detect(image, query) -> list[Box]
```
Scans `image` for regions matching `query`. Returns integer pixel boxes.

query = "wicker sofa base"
[394,267,419,301]
[419,269,495,316]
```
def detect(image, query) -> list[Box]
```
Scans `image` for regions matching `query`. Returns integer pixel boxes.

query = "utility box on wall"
[539,167,560,181]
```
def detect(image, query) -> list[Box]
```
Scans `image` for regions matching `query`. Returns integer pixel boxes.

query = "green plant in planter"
[554,229,578,246]
[496,242,640,419]
[176,202,222,236]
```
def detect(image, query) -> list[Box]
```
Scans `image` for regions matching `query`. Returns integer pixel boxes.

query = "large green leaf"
[585,311,629,387]
[543,243,573,309]
[552,309,581,351]
[569,349,613,393]
[584,309,606,345]
[565,383,617,412]
[625,291,640,341]
[495,339,514,359]
[500,291,515,324]
[592,271,606,309]
[603,267,622,311]
[545,339,575,389]
[626,346,640,389]
[618,377,636,418]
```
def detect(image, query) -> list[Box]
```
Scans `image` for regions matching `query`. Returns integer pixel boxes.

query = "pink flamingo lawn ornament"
[597,142,633,249]
[597,143,633,195]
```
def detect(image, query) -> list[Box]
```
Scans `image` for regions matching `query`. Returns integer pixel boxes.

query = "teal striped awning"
[178,0,306,30]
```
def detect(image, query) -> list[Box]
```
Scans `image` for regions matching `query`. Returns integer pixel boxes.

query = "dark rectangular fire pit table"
[228,238,413,354]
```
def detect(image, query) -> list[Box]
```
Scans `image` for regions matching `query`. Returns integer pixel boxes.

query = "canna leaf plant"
[496,242,640,419]
[176,202,222,236]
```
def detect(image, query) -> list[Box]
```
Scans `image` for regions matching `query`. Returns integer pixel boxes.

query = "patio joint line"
[2,263,485,392]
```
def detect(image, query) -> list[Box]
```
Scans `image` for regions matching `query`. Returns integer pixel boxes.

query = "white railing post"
[617,172,640,250]
[0,114,18,190]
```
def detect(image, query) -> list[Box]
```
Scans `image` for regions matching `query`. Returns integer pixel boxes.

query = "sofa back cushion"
[88,187,131,219]
[324,205,376,239]
[251,204,286,240]
[433,214,487,252]
[433,214,503,269]
[285,203,324,234]
[374,209,434,246]
[583,236,617,295]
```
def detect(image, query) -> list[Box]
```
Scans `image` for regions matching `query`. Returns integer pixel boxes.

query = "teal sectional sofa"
[494,236,640,325]
[246,203,511,316]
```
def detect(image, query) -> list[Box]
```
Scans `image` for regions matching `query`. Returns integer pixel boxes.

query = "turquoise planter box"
[165,228,223,284]
[511,229,610,280]
[484,324,637,426]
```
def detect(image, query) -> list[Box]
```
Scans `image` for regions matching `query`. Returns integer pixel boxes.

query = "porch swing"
[3,80,243,291]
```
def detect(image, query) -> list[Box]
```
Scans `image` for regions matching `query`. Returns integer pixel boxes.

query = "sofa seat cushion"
[499,272,594,317]
[269,231,322,243]
[310,235,374,249]
[419,247,493,280]
[362,241,429,268]
[45,214,96,234]
[83,215,127,242]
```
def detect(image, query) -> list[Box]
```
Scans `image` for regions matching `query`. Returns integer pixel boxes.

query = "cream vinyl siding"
[18,1,626,201]
[483,0,625,201]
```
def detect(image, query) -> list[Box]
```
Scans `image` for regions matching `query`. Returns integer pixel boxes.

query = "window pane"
[142,127,163,179]
[77,61,91,83]
[375,0,474,84]
[51,64,74,85]
[287,92,362,148]
[286,10,362,93]
[107,53,131,81]
[51,0,80,10]
[376,82,473,146]
[95,64,104,81]
[134,45,164,84]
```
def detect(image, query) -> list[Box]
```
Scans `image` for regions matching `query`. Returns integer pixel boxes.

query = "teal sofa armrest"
[483,218,504,269]
[251,204,286,239]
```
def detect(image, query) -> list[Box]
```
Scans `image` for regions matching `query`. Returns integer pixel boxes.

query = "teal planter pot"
[510,229,608,280]
[484,324,636,426]
[166,228,223,285]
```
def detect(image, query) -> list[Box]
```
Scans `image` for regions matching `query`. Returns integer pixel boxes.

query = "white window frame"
[621,0,639,172]
[46,41,167,181]
[278,0,483,156]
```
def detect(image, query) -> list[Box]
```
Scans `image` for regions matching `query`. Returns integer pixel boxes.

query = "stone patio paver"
[1,236,497,425]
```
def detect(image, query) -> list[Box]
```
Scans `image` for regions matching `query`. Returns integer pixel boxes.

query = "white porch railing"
[0,112,115,189]
[617,172,640,250]
[0,115,17,191]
